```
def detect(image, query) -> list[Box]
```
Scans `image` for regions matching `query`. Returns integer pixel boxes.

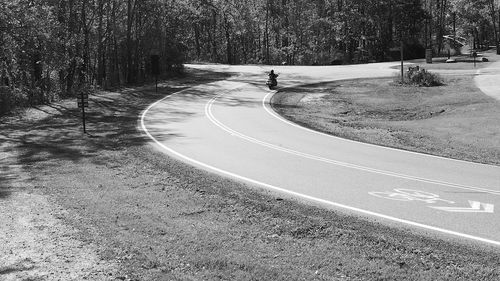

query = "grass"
[271,75,500,166]
[2,68,500,280]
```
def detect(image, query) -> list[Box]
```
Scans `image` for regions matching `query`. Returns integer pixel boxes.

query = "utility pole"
[400,38,404,81]
[489,0,500,55]
[425,0,433,63]
[77,91,89,134]
[150,49,160,93]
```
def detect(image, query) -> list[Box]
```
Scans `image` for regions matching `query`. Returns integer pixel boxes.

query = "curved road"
[141,62,500,247]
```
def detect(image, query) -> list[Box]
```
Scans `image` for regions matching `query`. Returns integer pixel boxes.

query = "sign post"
[77,91,89,133]
[150,49,160,93]
[400,40,404,82]
[425,48,432,64]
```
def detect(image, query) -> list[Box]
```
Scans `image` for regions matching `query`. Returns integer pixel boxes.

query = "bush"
[0,87,11,115]
[395,66,443,87]
[0,87,32,116]
[0,83,61,116]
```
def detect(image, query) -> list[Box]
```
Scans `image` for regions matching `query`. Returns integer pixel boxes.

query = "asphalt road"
[476,59,500,101]
[141,62,500,247]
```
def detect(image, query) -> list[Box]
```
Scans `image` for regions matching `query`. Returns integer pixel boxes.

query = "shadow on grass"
[0,68,233,199]
[0,188,11,199]
[0,258,35,275]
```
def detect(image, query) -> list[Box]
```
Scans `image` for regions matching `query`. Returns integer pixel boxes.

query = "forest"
[1,0,499,115]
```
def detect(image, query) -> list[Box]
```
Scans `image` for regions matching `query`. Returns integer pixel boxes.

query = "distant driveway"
[475,59,500,101]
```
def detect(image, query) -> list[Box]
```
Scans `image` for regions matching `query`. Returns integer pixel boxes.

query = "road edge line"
[140,84,500,248]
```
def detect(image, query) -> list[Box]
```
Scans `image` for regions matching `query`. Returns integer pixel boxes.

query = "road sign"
[77,101,89,108]
[77,92,89,108]
[151,55,160,76]
[77,92,89,133]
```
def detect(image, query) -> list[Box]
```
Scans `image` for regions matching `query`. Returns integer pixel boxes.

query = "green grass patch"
[272,76,500,166]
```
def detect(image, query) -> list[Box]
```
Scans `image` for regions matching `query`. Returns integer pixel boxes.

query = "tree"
[3,0,498,116]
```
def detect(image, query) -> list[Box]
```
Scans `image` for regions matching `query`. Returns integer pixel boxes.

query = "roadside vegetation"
[394,66,443,87]
[3,0,499,116]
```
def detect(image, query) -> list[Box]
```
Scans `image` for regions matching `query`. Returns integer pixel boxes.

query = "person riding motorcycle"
[269,70,278,81]
[267,70,278,89]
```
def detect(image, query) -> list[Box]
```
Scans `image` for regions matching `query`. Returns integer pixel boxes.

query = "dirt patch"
[299,93,329,104]
[0,192,118,280]
[0,106,120,280]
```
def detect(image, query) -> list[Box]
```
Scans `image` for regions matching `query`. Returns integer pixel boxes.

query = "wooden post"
[400,35,404,82]
[82,94,86,134]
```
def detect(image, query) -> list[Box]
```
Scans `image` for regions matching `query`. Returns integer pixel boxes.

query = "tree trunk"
[97,0,105,87]
[126,0,136,84]
[80,0,89,86]
[224,16,232,64]
[265,0,270,64]
[488,0,499,54]
[194,23,201,59]
[211,9,218,61]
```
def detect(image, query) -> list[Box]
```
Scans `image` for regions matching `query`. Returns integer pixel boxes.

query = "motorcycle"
[266,74,278,89]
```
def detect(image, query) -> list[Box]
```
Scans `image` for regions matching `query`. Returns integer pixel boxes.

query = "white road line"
[262,88,500,169]
[140,82,500,247]
[207,90,500,195]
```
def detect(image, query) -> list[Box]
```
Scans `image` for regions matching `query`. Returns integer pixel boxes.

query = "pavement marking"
[369,189,455,204]
[431,201,494,213]
[140,82,500,247]
[207,90,500,196]
[369,188,495,213]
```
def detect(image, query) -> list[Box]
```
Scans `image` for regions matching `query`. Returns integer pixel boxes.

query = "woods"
[1,0,499,115]
[0,0,186,114]
[185,0,499,65]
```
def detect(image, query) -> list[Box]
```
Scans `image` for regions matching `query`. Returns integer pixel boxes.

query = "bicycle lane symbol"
[369,189,495,213]
[369,189,455,204]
